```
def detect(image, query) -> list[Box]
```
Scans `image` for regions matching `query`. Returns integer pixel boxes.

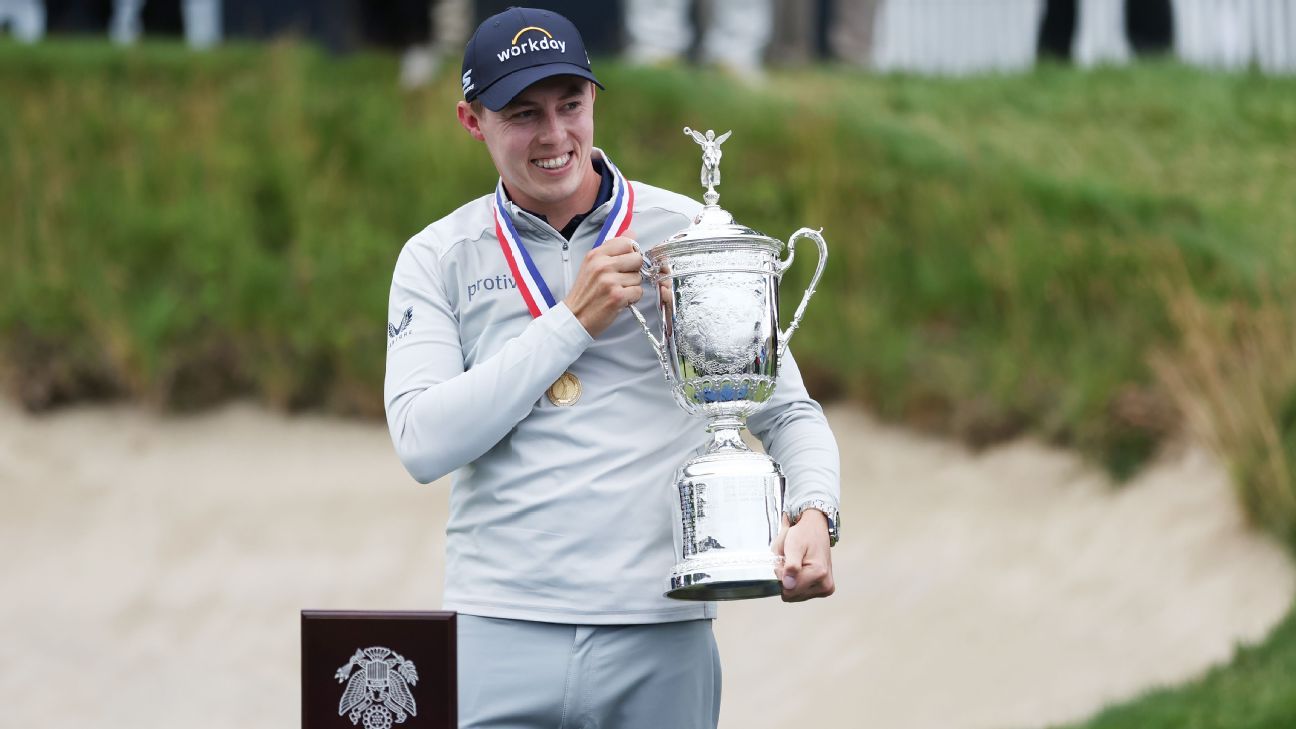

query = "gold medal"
[546,371,582,406]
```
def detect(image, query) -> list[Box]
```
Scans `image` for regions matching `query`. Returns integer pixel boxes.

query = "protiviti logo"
[497,26,566,62]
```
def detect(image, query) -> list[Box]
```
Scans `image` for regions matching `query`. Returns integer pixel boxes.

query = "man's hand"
[565,232,644,337]
[773,509,835,602]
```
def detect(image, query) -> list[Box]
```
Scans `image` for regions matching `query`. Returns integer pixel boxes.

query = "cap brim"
[477,63,604,112]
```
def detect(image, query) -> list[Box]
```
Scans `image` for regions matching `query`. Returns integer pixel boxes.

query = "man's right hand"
[564,232,645,337]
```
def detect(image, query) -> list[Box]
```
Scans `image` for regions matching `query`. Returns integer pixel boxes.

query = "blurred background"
[2,1,1296,727]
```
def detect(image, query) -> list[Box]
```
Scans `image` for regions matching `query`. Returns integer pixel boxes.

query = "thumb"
[781,533,807,590]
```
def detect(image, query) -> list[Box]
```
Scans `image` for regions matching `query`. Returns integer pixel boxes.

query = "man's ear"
[457,101,486,142]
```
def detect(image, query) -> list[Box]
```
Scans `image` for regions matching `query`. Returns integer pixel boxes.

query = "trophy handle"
[629,245,674,385]
[629,305,669,368]
[777,227,827,360]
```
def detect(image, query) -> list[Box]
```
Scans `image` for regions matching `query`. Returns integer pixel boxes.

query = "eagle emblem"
[388,307,414,338]
[335,647,419,729]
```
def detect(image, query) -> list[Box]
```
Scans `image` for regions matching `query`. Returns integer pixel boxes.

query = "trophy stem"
[704,415,750,454]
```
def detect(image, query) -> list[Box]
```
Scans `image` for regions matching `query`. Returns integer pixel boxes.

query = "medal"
[494,151,633,406]
[546,371,582,406]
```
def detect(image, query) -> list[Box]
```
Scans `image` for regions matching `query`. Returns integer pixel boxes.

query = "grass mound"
[2,41,1294,485]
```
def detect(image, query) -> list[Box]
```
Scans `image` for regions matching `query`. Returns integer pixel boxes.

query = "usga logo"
[497,26,565,61]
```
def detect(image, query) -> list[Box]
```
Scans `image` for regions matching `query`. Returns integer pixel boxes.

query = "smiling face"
[457,76,600,230]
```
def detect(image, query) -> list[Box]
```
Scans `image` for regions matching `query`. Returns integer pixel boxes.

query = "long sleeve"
[746,349,841,510]
[383,237,593,484]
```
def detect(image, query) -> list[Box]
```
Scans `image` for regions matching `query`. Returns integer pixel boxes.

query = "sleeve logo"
[387,306,414,349]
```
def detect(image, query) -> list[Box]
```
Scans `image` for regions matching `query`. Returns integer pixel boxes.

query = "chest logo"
[336,646,419,727]
[467,274,518,302]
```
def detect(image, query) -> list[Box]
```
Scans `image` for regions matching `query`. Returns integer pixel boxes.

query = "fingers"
[601,234,647,274]
[610,251,647,274]
[783,555,835,602]
[778,521,836,603]
[582,246,644,274]
[611,228,637,247]
[565,234,648,337]
[621,281,644,306]
[771,518,790,583]
[601,229,638,256]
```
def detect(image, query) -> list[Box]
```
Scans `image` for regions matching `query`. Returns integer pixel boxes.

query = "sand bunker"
[0,401,1290,729]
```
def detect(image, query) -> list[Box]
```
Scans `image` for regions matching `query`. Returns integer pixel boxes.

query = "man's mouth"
[532,152,572,170]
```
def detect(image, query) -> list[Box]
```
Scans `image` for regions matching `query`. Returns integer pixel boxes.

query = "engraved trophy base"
[666,418,786,601]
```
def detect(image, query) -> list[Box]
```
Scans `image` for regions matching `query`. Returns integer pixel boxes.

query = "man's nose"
[536,110,563,144]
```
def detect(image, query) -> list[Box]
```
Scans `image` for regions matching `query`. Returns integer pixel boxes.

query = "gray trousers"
[458,615,722,729]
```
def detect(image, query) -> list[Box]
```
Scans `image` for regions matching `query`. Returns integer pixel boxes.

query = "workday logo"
[497,26,566,62]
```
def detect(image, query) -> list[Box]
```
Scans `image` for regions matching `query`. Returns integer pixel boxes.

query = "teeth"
[533,153,571,170]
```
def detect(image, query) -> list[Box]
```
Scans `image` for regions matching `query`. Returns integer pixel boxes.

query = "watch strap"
[787,499,840,547]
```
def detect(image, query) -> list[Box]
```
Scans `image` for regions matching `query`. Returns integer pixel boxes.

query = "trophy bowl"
[631,128,827,600]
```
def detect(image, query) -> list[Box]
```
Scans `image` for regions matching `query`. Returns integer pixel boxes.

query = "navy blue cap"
[461,7,603,112]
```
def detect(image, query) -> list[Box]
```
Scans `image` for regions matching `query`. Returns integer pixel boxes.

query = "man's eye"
[513,110,536,120]
[563,101,582,111]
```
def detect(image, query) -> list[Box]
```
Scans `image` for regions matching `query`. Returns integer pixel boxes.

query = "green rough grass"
[1055,600,1296,729]
[2,42,1294,477]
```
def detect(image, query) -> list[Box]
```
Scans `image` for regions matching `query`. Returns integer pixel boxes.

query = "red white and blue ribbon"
[493,153,634,319]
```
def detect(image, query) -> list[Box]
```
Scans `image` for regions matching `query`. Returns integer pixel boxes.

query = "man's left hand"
[773,509,835,602]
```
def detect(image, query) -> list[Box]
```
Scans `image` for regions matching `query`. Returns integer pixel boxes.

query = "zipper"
[517,203,574,298]
[561,239,572,293]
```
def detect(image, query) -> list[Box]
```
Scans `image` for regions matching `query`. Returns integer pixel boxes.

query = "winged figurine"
[684,127,732,196]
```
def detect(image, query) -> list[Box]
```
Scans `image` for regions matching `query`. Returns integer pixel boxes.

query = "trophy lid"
[647,127,783,259]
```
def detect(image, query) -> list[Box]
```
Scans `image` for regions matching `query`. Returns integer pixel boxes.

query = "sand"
[0,400,1291,729]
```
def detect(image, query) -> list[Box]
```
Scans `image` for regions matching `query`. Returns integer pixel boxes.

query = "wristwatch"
[787,499,840,547]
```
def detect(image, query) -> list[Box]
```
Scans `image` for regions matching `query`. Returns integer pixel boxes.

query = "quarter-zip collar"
[496,148,627,242]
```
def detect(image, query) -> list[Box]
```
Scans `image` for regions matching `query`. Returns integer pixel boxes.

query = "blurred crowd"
[1,0,1292,78]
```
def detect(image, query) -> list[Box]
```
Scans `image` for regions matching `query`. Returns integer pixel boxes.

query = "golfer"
[384,7,840,727]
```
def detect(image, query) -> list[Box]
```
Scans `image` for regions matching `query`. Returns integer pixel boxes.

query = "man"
[384,8,840,727]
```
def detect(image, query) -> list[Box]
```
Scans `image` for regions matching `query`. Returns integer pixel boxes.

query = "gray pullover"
[384,155,840,623]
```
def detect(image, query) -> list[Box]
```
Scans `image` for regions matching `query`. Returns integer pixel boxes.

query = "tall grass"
[1155,275,1296,548]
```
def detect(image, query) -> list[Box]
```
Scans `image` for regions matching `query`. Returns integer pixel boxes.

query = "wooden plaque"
[301,611,456,729]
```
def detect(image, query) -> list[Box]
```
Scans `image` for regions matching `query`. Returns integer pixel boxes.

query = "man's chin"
[525,180,579,205]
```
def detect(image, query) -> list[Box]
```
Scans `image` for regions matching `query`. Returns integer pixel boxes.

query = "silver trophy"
[631,127,827,600]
